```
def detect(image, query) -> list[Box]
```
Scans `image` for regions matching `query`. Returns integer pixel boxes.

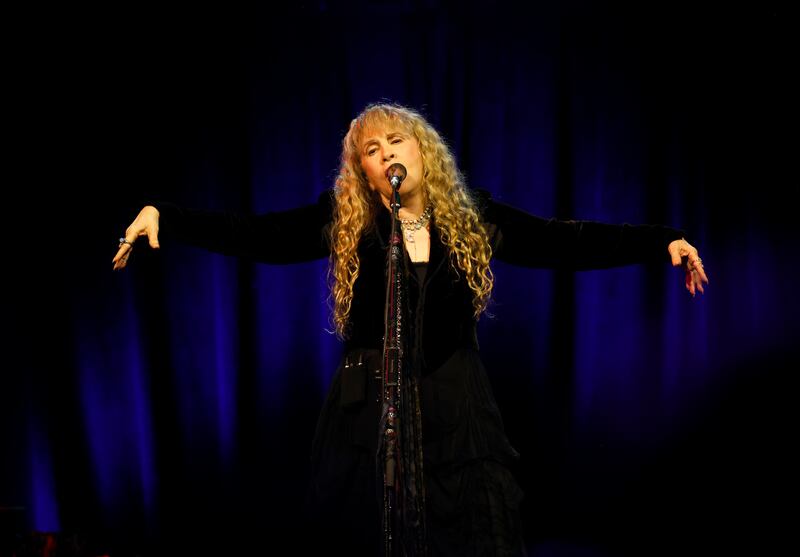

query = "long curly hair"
[328,103,494,339]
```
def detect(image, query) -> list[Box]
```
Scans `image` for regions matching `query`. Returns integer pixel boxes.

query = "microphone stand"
[379,182,428,556]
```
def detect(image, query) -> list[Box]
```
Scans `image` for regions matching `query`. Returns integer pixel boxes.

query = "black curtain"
[5,3,794,555]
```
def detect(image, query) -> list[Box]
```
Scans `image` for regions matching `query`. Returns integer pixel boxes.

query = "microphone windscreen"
[386,163,407,186]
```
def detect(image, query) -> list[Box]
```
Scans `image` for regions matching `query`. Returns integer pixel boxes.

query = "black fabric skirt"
[303,348,527,557]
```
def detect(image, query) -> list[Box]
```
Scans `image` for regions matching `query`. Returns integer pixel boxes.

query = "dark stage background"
[5,2,795,556]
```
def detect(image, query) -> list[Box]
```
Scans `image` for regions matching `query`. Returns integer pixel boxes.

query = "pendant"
[405,228,415,243]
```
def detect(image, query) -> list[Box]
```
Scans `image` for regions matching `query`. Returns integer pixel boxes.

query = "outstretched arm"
[476,189,708,296]
[482,194,684,269]
[112,189,334,270]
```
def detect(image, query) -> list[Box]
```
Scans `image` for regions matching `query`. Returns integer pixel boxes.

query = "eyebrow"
[362,131,406,153]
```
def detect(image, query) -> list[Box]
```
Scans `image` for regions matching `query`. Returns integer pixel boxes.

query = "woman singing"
[112,103,708,556]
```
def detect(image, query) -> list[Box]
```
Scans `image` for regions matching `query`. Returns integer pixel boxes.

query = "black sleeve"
[474,189,686,270]
[146,189,334,264]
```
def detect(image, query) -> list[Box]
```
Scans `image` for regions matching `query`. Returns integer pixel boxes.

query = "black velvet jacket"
[153,189,685,373]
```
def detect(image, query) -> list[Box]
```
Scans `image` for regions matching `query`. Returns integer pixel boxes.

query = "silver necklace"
[400,205,432,243]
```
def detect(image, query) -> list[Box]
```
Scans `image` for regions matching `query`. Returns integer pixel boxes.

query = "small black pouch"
[340,351,368,408]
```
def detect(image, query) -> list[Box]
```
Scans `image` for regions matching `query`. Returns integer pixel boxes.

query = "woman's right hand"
[112,205,161,271]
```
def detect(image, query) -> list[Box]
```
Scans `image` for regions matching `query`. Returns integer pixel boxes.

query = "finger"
[112,242,132,264]
[688,255,709,289]
[113,256,128,271]
[147,224,160,249]
[132,223,160,249]
[112,233,137,270]
[695,267,707,294]
[696,265,709,286]
[669,243,683,266]
[112,247,132,270]
[697,271,708,291]
[113,254,127,270]
[685,268,697,297]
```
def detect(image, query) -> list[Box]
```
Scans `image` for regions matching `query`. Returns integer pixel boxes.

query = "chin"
[400,181,420,196]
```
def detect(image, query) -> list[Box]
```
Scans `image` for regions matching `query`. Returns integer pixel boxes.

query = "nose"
[382,150,395,163]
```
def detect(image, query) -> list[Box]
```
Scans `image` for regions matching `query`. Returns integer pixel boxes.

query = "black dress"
[153,189,684,556]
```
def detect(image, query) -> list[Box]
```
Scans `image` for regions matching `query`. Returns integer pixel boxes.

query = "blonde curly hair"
[328,103,494,339]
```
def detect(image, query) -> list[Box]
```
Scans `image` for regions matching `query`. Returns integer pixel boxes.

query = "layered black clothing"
[152,189,684,556]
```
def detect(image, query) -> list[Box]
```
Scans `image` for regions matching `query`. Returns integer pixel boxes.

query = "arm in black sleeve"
[147,189,334,264]
[476,189,686,270]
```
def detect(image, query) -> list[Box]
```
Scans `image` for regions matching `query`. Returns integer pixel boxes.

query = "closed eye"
[364,135,404,156]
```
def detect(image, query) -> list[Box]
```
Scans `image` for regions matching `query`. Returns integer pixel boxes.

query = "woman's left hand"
[668,238,709,297]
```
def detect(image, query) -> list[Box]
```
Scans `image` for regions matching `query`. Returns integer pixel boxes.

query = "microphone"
[386,163,407,190]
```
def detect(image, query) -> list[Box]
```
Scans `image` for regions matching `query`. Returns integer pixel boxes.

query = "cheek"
[362,171,373,190]
[364,163,386,189]
[363,170,378,191]
[409,146,423,169]
[358,161,371,185]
